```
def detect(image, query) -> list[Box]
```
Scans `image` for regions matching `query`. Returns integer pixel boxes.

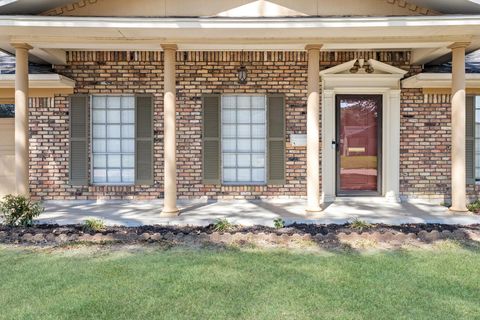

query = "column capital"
[305,44,322,51]
[161,44,178,51]
[448,42,471,50]
[10,43,33,50]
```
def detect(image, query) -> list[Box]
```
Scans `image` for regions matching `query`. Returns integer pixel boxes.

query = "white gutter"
[0,73,75,88]
[402,73,480,88]
[1,15,480,29]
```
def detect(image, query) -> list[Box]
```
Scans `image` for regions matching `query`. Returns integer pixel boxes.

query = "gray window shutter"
[135,95,154,185]
[267,94,285,185]
[466,95,476,184]
[202,94,221,184]
[69,95,89,185]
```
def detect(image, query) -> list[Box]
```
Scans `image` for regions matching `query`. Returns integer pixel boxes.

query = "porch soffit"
[37,0,439,17]
[10,0,480,15]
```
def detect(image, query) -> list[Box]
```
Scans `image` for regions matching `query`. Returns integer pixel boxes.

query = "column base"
[321,194,336,204]
[305,206,322,214]
[384,192,401,203]
[449,206,469,213]
[160,208,180,216]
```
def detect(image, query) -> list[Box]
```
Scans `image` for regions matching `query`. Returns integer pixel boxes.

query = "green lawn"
[1,244,480,320]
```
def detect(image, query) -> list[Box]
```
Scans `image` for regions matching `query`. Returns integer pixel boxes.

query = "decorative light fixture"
[349,59,361,73]
[237,51,248,84]
[349,58,375,74]
[363,60,375,73]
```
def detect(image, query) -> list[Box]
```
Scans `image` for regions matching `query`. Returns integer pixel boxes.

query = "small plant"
[213,218,233,232]
[349,218,372,232]
[83,218,105,232]
[467,200,480,213]
[273,218,285,229]
[0,194,43,226]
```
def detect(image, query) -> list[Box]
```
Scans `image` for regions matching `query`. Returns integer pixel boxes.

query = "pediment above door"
[320,59,408,89]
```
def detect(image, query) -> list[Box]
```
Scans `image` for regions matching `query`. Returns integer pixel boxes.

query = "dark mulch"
[1,222,479,237]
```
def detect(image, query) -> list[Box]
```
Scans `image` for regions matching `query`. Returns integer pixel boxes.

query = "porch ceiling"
[2,0,480,15]
[1,15,480,64]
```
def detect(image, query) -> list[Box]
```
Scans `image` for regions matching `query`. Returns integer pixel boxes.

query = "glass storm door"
[336,95,382,195]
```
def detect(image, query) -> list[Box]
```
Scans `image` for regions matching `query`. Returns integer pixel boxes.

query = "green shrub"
[83,218,105,232]
[273,218,285,229]
[213,218,233,232]
[467,200,480,213]
[0,194,43,226]
[349,218,372,232]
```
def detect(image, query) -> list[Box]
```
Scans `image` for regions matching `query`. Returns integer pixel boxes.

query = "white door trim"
[320,59,405,203]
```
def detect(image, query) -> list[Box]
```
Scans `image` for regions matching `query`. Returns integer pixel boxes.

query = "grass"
[213,218,234,231]
[83,218,106,232]
[467,199,480,213]
[1,244,480,319]
[273,217,285,229]
[349,218,373,231]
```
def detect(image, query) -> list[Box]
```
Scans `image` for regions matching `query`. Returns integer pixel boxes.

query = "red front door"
[336,95,382,195]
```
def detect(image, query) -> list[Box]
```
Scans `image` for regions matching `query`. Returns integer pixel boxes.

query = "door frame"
[321,87,401,203]
[320,59,406,203]
[335,94,383,196]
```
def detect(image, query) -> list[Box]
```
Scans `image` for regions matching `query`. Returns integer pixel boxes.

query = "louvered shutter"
[135,95,154,185]
[267,94,285,185]
[69,95,89,185]
[466,95,476,184]
[202,94,221,184]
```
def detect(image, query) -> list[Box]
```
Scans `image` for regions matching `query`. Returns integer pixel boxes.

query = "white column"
[321,90,335,203]
[306,44,322,213]
[161,44,179,216]
[12,43,32,196]
[383,90,401,202]
[449,42,470,212]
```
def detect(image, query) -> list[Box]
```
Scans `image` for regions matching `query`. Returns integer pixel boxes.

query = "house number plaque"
[290,134,307,147]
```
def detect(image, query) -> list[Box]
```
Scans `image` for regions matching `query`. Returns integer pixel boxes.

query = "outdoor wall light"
[363,60,375,73]
[349,59,361,73]
[349,59,375,74]
[237,51,248,84]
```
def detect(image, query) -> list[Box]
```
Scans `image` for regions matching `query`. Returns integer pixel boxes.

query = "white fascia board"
[402,73,480,88]
[0,73,75,88]
[1,15,480,29]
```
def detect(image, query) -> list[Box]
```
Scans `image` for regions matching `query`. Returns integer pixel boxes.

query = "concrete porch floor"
[37,197,480,227]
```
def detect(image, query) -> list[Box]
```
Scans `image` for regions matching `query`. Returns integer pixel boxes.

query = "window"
[91,95,135,184]
[0,104,14,118]
[221,95,266,184]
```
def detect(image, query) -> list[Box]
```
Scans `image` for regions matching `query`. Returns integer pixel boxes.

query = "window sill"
[222,183,267,186]
[90,183,135,186]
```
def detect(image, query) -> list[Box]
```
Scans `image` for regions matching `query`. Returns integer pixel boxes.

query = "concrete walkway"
[37,197,480,227]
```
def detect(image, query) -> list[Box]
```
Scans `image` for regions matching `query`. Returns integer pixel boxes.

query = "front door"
[336,95,382,196]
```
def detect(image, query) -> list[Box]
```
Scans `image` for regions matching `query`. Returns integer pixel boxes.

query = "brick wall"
[399,91,479,203]
[399,90,451,202]
[29,50,417,200]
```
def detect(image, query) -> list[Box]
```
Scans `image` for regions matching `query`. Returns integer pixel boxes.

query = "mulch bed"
[1,222,479,236]
[0,223,479,247]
